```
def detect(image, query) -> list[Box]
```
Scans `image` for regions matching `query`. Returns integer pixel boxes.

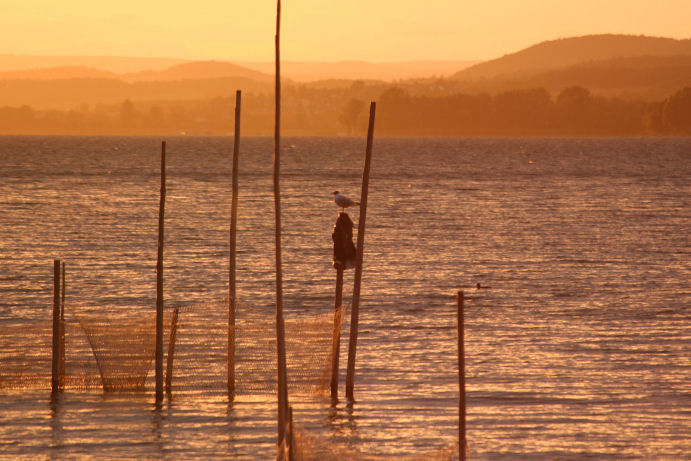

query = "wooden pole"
[60,262,65,319]
[287,404,294,461]
[155,140,166,404]
[330,264,344,400]
[59,261,66,389]
[165,307,179,394]
[228,89,241,400]
[273,0,289,448]
[458,290,467,461]
[51,259,61,393]
[345,101,376,401]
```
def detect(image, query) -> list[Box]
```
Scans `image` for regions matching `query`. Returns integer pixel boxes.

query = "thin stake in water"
[155,140,166,404]
[458,290,467,460]
[51,259,62,393]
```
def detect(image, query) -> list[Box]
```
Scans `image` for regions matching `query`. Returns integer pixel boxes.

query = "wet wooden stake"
[165,307,179,394]
[345,101,376,401]
[458,290,467,461]
[60,262,65,318]
[288,404,294,461]
[228,89,241,400]
[273,0,289,448]
[155,141,166,404]
[51,259,61,393]
[59,261,66,389]
[330,264,344,400]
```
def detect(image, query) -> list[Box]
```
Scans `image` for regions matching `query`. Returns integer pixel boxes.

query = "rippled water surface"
[1,136,690,459]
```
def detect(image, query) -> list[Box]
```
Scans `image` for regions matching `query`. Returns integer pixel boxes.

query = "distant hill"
[121,61,273,83]
[238,60,478,81]
[0,60,273,84]
[0,55,475,82]
[452,55,691,101]
[0,66,119,80]
[0,77,274,109]
[0,54,186,73]
[451,34,691,80]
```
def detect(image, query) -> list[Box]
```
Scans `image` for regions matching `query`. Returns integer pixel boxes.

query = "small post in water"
[345,101,376,401]
[59,261,66,388]
[165,307,179,394]
[155,140,166,404]
[330,263,343,400]
[51,259,62,393]
[458,290,467,461]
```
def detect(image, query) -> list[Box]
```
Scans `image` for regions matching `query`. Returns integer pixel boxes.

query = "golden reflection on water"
[1,136,689,459]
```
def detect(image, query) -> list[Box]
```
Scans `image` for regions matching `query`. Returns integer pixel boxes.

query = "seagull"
[333,191,359,211]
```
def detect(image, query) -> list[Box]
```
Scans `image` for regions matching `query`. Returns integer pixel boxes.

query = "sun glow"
[0,0,689,61]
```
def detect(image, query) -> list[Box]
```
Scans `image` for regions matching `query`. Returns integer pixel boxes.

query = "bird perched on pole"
[333,191,359,212]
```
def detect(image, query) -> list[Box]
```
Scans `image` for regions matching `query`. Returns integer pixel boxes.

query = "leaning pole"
[345,101,376,401]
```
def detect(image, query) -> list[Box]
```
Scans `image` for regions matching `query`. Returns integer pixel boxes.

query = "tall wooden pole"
[330,264,344,400]
[228,89,241,400]
[273,0,289,448]
[345,102,376,401]
[51,259,61,393]
[155,141,166,404]
[458,290,467,461]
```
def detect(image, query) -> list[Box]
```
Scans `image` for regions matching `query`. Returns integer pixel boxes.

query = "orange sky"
[2,0,690,62]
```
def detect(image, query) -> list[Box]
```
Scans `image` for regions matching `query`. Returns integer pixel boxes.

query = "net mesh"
[171,300,344,396]
[71,309,172,391]
[0,320,53,390]
[0,299,343,396]
[1,301,456,459]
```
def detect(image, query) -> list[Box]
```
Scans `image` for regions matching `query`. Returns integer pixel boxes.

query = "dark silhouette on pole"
[155,141,166,404]
[346,101,376,401]
[228,89,241,400]
[330,211,355,400]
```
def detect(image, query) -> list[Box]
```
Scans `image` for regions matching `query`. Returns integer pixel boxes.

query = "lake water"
[0,135,689,460]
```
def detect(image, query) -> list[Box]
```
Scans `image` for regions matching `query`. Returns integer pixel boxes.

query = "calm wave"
[1,135,689,459]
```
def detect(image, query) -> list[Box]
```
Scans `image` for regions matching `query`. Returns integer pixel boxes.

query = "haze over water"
[0,135,689,459]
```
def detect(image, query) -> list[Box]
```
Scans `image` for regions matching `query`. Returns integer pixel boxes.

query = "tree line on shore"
[1,85,689,136]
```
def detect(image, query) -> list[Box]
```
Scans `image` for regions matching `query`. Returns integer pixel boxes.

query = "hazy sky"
[2,0,690,62]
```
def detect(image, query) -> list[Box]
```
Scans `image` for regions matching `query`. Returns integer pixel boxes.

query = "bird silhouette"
[333,191,359,211]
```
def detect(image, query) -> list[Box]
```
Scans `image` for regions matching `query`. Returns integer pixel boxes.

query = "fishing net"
[0,318,104,390]
[0,299,344,397]
[169,299,345,396]
[0,309,168,392]
[0,320,54,390]
[71,309,172,391]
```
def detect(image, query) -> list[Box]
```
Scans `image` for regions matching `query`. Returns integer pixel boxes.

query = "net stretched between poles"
[169,299,345,396]
[1,299,344,397]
